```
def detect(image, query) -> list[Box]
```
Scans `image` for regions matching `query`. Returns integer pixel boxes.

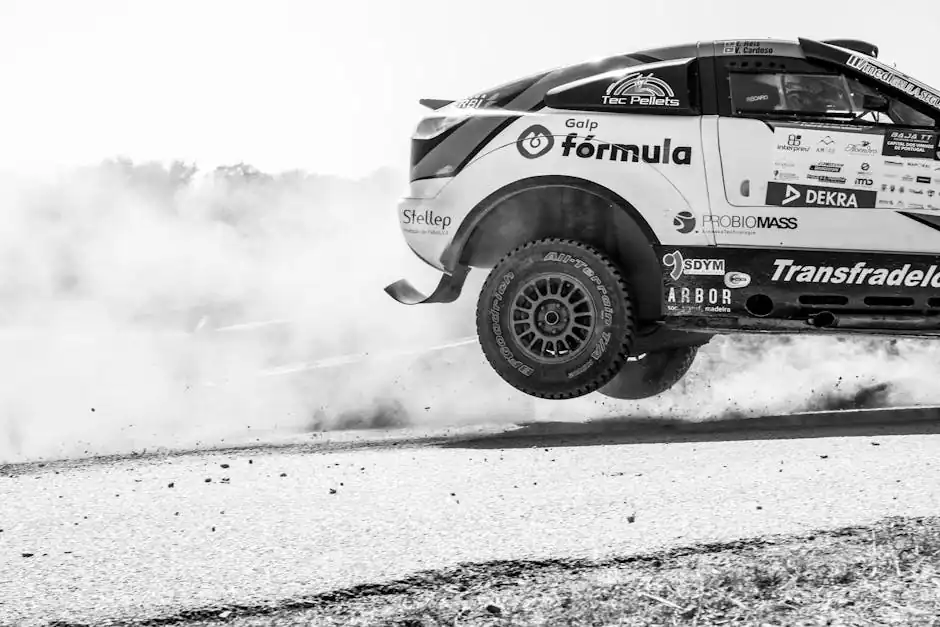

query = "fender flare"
[439,174,661,270]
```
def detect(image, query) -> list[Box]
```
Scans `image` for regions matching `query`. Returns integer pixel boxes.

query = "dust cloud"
[2,160,939,465]
[0,160,481,464]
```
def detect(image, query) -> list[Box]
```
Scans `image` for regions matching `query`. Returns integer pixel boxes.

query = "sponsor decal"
[565,118,599,133]
[778,134,810,153]
[884,159,905,167]
[720,40,775,55]
[603,72,680,108]
[861,162,871,171]
[854,176,874,187]
[917,176,932,184]
[844,139,879,156]
[400,208,452,235]
[559,134,692,165]
[806,174,847,185]
[666,286,732,313]
[809,162,843,173]
[672,210,696,234]
[516,124,554,159]
[774,169,799,181]
[453,91,501,109]
[883,130,938,159]
[846,54,940,109]
[704,214,798,235]
[771,258,940,288]
[766,182,877,208]
[724,271,752,289]
[662,250,725,280]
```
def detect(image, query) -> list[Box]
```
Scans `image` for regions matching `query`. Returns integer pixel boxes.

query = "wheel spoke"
[507,271,598,365]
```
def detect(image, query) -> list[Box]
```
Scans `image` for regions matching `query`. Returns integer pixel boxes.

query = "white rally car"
[385,37,940,400]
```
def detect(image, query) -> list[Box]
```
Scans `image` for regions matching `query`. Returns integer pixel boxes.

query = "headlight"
[411,109,471,141]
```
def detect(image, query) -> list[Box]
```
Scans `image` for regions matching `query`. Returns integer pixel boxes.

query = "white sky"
[1,0,938,178]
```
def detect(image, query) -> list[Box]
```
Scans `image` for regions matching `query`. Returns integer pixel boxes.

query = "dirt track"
[4,407,940,626]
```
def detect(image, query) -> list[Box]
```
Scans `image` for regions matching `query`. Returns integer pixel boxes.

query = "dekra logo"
[560,134,692,165]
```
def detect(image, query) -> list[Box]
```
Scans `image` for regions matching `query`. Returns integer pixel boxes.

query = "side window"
[728,69,938,128]
[729,72,854,116]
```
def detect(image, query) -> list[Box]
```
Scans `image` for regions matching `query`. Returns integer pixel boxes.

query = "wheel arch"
[440,175,665,322]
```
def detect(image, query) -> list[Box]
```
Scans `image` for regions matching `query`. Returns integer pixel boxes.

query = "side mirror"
[862,94,890,113]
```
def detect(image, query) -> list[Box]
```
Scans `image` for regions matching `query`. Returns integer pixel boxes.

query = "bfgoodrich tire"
[596,345,699,400]
[475,238,635,399]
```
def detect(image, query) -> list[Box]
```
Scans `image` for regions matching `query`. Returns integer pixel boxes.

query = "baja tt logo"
[766,182,877,208]
[662,250,725,281]
[516,124,554,159]
[602,72,680,107]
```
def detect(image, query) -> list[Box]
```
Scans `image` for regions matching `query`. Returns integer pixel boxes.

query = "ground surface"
[4,406,940,626]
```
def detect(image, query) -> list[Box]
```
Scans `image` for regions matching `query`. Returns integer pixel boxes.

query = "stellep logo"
[602,72,679,107]
[516,124,554,159]
[673,210,696,233]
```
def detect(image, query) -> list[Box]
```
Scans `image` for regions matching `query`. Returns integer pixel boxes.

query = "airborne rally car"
[385,37,940,400]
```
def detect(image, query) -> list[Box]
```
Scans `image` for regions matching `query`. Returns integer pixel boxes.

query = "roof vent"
[822,39,879,58]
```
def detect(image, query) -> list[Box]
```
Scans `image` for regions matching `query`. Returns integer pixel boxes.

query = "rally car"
[384,37,940,400]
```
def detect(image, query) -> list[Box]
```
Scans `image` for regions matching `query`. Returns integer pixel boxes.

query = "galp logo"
[602,72,680,107]
[672,210,696,234]
[516,124,554,159]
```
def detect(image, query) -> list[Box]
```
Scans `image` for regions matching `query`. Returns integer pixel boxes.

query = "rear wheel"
[596,345,700,400]
[475,237,635,399]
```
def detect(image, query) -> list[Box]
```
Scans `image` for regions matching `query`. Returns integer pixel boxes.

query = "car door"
[711,53,940,253]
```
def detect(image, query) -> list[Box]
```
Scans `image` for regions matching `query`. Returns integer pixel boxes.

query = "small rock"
[205,478,212,483]
[486,604,502,616]
[627,513,636,523]
[219,610,232,619]
[329,488,337,495]
[22,553,34,558]
[221,464,230,469]
[249,460,253,465]
[221,477,230,484]
[820,455,829,459]
[280,473,287,478]
[871,442,881,446]
[168,482,175,488]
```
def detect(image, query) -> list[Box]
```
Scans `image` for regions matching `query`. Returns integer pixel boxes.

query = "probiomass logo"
[771,259,940,288]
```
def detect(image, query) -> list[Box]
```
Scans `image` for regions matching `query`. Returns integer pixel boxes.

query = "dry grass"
[143,516,940,627]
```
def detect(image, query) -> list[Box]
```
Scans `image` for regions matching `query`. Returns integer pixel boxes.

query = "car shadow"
[438,406,940,450]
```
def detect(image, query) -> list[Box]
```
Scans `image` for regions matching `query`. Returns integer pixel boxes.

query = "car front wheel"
[475,237,635,400]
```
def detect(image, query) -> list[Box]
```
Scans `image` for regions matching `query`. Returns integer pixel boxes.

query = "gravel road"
[3,408,940,626]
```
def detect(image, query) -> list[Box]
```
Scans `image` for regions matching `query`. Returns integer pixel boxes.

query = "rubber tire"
[596,344,700,400]
[475,237,635,400]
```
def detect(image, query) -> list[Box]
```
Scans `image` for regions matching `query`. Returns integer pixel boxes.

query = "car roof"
[630,37,878,62]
